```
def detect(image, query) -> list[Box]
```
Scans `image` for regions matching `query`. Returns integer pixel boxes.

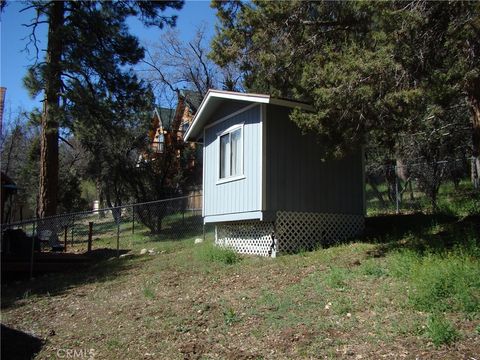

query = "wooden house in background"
[1,173,18,224]
[144,90,203,191]
[149,107,175,157]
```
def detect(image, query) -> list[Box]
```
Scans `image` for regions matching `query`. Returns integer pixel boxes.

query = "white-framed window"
[155,133,165,153]
[218,124,244,181]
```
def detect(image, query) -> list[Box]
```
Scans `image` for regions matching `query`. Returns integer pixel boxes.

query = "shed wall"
[265,104,364,215]
[209,100,253,121]
[203,105,262,221]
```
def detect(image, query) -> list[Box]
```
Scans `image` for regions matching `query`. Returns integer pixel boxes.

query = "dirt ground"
[1,219,479,359]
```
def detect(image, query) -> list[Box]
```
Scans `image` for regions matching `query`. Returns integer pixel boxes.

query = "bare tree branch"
[140,23,243,104]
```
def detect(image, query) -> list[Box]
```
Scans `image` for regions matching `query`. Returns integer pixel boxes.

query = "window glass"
[158,134,164,153]
[219,126,243,180]
[230,128,241,176]
[219,133,229,178]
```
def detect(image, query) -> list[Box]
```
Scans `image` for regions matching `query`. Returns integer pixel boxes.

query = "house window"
[219,125,243,180]
[157,134,165,153]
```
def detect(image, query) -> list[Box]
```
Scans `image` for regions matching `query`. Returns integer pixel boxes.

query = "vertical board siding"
[203,105,261,217]
[266,104,364,215]
[209,100,253,121]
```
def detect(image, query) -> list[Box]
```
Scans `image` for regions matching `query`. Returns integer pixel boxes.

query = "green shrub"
[197,243,242,265]
[425,313,459,347]
[464,201,480,216]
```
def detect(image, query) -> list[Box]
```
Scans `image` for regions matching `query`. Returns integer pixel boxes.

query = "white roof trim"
[153,108,163,129]
[184,90,313,141]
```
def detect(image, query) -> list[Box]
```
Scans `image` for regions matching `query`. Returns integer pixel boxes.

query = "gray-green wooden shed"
[185,90,365,256]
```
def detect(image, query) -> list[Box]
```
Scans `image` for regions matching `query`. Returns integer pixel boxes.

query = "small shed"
[185,90,365,256]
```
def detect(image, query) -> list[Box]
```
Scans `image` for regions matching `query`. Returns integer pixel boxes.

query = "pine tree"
[210,1,478,167]
[22,1,183,217]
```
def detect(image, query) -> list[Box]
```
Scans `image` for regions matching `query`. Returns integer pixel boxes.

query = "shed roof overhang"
[184,90,313,142]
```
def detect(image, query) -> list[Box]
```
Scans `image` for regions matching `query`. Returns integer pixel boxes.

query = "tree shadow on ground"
[362,213,480,257]
[1,324,44,360]
[1,248,150,310]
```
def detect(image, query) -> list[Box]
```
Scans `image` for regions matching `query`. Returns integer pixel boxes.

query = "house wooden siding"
[201,102,364,223]
[203,104,262,222]
[264,104,364,219]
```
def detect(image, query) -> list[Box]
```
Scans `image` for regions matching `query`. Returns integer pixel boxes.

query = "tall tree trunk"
[470,91,480,189]
[38,1,64,218]
[96,177,106,218]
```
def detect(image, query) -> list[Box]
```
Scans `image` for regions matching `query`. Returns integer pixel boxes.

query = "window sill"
[216,175,246,185]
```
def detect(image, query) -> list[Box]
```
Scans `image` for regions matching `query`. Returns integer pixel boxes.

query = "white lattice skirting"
[215,211,364,257]
[215,221,275,257]
[275,211,364,254]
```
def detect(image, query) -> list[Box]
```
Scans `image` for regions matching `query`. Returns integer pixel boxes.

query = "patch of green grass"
[399,251,479,314]
[383,226,480,315]
[256,288,296,325]
[387,249,421,279]
[106,338,122,350]
[425,313,460,347]
[258,289,281,311]
[196,242,242,265]
[332,296,353,315]
[391,315,424,336]
[223,307,240,326]
[142,283,156,300]
[361,259,388,277]
[437,182,480,217]
[366,178,479,217]
[324,267,349,289]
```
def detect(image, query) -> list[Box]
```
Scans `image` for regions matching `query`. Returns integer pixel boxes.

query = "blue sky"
[0,1,217,115]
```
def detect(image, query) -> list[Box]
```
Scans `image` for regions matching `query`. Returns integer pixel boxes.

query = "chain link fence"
[3,158,478,277]
[366,157,479,215]
[1,194,204,277]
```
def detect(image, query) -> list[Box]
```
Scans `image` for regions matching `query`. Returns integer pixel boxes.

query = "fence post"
[30,221,36,280]
[71,217,75,247]
[395,165,400,214]
[132,205,135,234]
[116,220,120,258]
[64,226,68,252]
[88,222,93,253]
